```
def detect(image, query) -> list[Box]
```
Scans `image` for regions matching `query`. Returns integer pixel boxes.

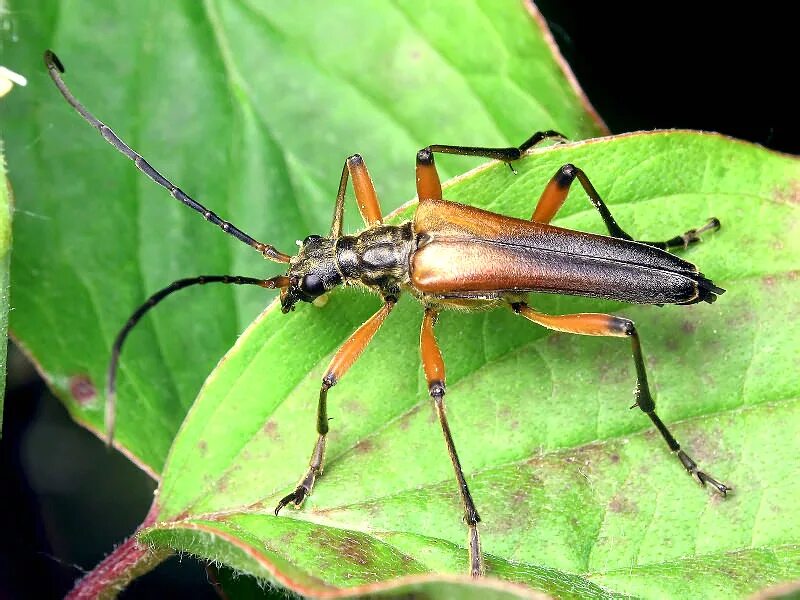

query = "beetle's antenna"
[105,274,290,445]
[43,50,291,264]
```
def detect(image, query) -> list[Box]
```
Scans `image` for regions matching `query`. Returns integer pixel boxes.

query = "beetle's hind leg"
[275,299,395,514]
[532,164,721,250]
[511,302,731,496]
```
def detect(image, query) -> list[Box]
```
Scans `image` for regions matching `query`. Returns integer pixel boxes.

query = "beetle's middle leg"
[532,164,720,250]
[421,308,484,577]
[511,302,731,496]
[274,298,395,514]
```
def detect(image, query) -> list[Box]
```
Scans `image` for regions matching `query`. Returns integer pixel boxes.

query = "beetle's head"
[280,234,342,313]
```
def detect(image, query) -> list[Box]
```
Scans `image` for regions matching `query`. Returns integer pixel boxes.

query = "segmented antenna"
[43,50,291,264]
[105,275,290,445]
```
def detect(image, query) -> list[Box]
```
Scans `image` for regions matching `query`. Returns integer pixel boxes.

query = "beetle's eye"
[303,234,322,245]
[300,273,325,297]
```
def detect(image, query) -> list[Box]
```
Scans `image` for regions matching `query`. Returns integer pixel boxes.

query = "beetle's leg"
[330,154,383,237]
[511,302,731,496]
[421,308,484,577]
[422,130,566,163]
[415,148,443,201]
[532,164,721,250]
[416,130,567,194]
[275,298,395,514]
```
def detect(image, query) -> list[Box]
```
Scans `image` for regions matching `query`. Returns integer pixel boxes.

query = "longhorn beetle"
[45,50,730,577]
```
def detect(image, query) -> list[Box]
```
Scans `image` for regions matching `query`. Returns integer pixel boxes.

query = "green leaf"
[137,132,800,598]
[3,0,605,474]
[0,145,11,434]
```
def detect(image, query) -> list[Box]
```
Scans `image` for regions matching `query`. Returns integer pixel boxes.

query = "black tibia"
[420,309,484,577]
[274,381,330,515]
[275,300,395,515]
[331,159,351,237]
[434,392,483,577]
[548,164,721,249]
[415,130,565,204]
[419,130,566,170]
[617,318,730,495]
[512,303,730,496]
[43,50,290,264]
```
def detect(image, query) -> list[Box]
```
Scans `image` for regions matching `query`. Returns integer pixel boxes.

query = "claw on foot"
[274,486,309,516]
[677,449,731,496]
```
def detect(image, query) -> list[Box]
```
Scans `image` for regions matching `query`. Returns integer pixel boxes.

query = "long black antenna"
[105,274,290,445]
[43,50,291,264]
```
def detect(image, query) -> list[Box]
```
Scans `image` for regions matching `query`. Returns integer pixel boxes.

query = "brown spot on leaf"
[262,420,279,440]
[279,531,297,545]
[664,336,680,352]
[709,492,727,506]
[172,510,191,522]
[682,319,697,334]
[609,453,620,464]
[772,180,800,205]
[197,440,207,455]
[69,374,96,405]
[354,439,374,454]
[608,494,638,514]
[762,275,776,288]
[314,529,373,567]
[342,397,367,416]
[497,405,520,430]
[546,333,567,350]
[338,536,371,566]
[511,488,528,506]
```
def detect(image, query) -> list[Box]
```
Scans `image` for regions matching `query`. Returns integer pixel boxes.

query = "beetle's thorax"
[335,222,414,297]
[281,223,414,312]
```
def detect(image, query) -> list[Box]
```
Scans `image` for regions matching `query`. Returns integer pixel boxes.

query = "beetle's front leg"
[275,299,395,514]
[329,154,384,238]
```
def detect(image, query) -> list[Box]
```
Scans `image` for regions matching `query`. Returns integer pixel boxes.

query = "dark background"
[2,4,795,598]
